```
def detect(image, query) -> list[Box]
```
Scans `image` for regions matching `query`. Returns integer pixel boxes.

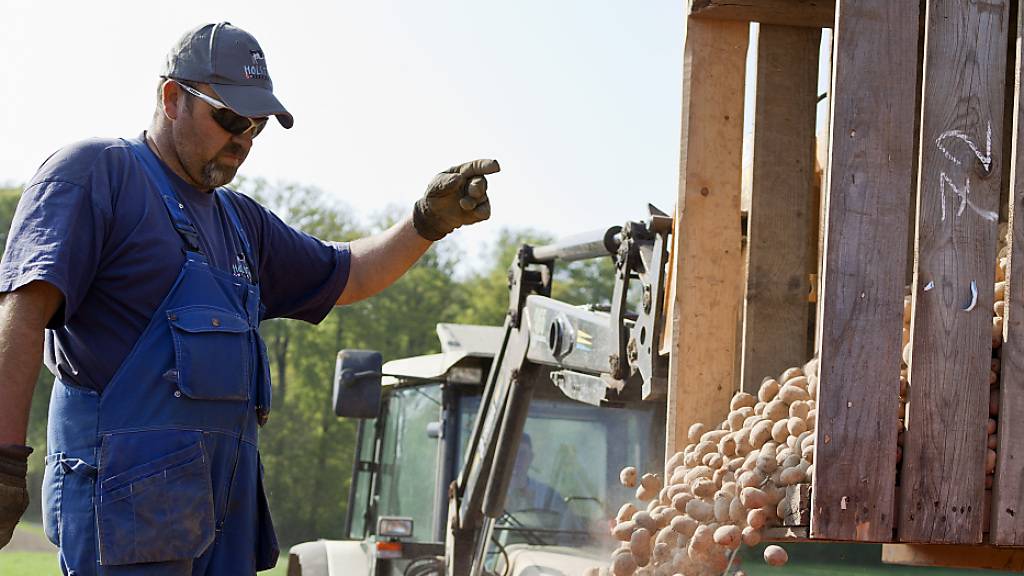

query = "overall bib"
[42,139,278,575]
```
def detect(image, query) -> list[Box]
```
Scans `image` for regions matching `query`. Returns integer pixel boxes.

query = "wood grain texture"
[811,0,920,542]
[741,25,820,394]
[690,0,835,28]
[882,544,1024,571]
[900,0,1009,545]
[994,0,1024,547]
[666,17,748,457]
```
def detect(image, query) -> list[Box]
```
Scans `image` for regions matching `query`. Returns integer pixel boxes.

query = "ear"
[160,80,184,121]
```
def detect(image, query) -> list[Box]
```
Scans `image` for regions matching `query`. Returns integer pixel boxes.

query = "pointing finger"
[449,159,501,177]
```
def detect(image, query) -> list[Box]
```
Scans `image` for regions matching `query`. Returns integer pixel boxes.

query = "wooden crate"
[665,0,1024,568]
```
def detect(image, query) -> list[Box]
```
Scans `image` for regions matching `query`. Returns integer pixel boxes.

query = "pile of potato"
[593,248,1011,576]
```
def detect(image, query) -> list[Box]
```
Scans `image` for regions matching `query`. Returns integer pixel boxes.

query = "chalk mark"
[939,172,998,222]
[936,121,992,172]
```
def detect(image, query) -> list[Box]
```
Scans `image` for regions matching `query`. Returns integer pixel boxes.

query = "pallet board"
[810,0,920,543]
[995,0,1024,547]
[666,17,748,456]
[741,24,820,395]
[899,0,1010,545]
[690,0,835,29]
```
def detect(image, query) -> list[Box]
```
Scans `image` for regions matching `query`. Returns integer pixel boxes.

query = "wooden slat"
[994,0,1024,547]
[741,25,820,394]
[900,0,1010,545]
[882,544,1024,571]
[811,0,919,542]
[665,17,748,457]
[690,0,835,29]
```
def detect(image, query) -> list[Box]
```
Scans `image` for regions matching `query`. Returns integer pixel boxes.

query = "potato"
[617,503,638,523]
[683,465,712,485]
[692,478,716,499]
[756,453,779,474]
[987,449,997,474]
[611,549,638,576]
[779,466,805,486]
[731,392,757,411]
[641,473,663,493]
[765,400,789,422]
[788,417,808,437]
[807,464,815,480]
[670,513,698,537]
[758,379,781,403]
[652,541,672,565]
[779,384,810,405]
[754,401,767,416]
[690,524,715,551]
[713,525,742,549]
[764,545,789,567]
[991,387,1000,416]
[782,454,801,469]
[806,409,817,429]
[779,367,803,383]
[612,520,637,541]
[784,374,809,391]
[740,487,769,509]
[741,526,762,547]
[701,429,730,444]
[737,469,765,490]
[750,420,774,449]
[729,408,754,431]
[714,494,732,523]
[637,483,658,502]
[685,498,715,522]
[633,510,658,532]
[996,280,1007,302]
[671,492,694,513]
[719,433,738,457]
[620,466,638,488]
[630,528,652,567]
[802,444,815,463]
[746,507,768,529]
[688,423,707,444]
[713,467,733,487]
[771,419,790,443]
[789,400,810,421]
[989,434,998,450]
[729,496,747,523]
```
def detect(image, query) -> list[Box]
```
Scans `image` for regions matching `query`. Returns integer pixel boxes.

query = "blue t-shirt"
[0,136,351,392]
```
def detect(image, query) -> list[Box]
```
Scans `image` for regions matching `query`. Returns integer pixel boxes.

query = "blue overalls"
[41,138,278,575]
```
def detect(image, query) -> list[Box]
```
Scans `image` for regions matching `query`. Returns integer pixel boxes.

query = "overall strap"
[215,188,260,286]
[124,138,204,255]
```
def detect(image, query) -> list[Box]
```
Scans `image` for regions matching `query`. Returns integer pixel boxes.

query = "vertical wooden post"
[665,17,748,457]
[994,0,1024,547]
[899,0,1009,545]
[811,0,919,542]
[741,24,820,395]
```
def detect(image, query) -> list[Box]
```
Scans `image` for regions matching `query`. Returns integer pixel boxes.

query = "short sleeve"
[0,178,108,327]
[227,193,350,324]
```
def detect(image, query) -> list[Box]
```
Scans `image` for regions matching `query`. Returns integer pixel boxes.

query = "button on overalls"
[41,138,278,575]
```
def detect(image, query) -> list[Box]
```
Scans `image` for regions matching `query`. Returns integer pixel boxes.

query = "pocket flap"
[168,306,249,334]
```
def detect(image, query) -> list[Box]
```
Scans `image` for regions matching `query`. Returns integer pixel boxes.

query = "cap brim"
[209,83,294,129]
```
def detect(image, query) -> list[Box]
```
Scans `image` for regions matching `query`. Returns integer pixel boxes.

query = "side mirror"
[332,350,383,419]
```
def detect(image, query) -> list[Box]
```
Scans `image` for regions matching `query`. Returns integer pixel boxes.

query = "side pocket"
[41,454,63,546]
[96,441,215,566]
[168,305,251,401]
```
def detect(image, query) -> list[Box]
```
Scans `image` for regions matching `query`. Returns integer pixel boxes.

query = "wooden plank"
[994,0,1024,547]
[900,0,1010,545]
[665,17,748,457]
[882,544,1024,571]
[690,0,835,29]
[741,25,820,394]
[810,0,919,542]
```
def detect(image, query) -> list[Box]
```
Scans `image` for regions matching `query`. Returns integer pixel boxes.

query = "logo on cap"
[244,50,268,80]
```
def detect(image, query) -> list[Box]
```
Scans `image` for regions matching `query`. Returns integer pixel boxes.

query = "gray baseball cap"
[163,22,293,129]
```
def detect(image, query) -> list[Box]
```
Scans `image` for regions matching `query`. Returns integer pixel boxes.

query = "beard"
[198,141,247,188]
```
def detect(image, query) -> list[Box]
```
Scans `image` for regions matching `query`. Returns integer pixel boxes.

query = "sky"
[0,1,828,273]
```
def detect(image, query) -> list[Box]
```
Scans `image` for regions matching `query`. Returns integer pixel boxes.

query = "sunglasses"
[173,80,268,138]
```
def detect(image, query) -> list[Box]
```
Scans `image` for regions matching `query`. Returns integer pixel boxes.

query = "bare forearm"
[337,215,432,305]
[0,282,62,445]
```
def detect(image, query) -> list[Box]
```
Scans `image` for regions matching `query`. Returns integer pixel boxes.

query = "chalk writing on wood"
[935,121,998,222]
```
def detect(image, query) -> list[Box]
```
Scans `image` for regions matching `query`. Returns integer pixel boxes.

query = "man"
[0,22,499,575]
[506,433,568,517]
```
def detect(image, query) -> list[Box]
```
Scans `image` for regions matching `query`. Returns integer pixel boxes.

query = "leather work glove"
[413,159,501,241]
[0,444,32,550]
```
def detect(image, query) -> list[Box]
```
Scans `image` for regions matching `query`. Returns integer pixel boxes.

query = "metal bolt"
[174,390,182,398]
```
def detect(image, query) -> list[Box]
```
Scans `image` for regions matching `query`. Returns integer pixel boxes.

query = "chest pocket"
[168,305,251,401]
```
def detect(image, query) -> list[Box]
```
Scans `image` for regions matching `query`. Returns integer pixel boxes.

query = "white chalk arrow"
[936,121,992,171]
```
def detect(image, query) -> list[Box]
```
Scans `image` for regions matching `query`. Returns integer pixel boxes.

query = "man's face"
[170,83,253,190]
